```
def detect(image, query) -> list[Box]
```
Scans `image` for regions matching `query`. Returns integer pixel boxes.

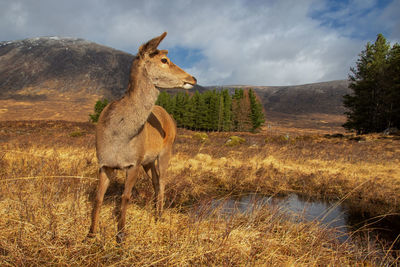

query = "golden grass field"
[0,91,101,122]
[1,120,399,265]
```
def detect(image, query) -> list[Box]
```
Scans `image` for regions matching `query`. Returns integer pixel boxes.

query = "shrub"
[192,132,209,142]
[225,136,245,146]
[69,131,83,137]
[265,135,289,144]
[324,133,344,139]
[89,99,109,123]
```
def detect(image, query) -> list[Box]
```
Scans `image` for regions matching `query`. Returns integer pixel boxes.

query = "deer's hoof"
[87,232,96,238]
[83,232,97,243]
[116,232,125,243]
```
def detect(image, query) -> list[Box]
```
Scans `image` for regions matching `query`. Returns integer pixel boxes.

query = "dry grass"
[0,121,399,265]
[170,129,400,216]
[0,91,101,121]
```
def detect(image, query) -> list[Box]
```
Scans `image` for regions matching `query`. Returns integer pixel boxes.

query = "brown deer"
[88,32,196,243]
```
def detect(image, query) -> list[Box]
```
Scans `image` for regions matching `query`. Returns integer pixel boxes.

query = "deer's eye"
[161,58,168,64]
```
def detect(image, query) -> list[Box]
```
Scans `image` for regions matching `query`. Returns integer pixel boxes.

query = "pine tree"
[181,92,193,129]
[191,91,208,130]
[207,90,219,131]
[343,34,399,133]
[156,91,167,107]
[174,92,188,127]
[232,88,243,131]
[248,89,265,132]
[239,90,253,131]
[222,89,232,131]
[168,94,177,117]
[385,44,400,129]
[232,89,252,131]
[156,91,174,115]
[217,92,224,131]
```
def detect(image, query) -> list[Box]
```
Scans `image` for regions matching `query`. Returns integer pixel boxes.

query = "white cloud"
[0,0,398,86]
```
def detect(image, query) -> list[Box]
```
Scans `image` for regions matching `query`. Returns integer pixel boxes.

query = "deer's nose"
[192,76,197,84]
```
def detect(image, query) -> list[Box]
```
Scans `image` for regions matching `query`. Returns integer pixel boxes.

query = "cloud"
[0,0,399,86]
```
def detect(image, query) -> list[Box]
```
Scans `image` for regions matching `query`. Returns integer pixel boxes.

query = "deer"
[87,32,197,243]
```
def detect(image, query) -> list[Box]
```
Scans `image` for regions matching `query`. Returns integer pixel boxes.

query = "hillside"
[0,37,135,120]
[0,37,349,131]
[0,37,134,98]
[215,80,350,115]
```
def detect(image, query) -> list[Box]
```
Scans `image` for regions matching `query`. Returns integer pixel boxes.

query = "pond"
[206,193,400,248]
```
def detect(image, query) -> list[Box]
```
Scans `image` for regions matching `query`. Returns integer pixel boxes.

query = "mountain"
[215,80,351,115]
[0,37,134,99]
[0,36,350,131]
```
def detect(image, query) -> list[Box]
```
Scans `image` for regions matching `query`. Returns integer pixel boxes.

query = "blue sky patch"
[167,46,204,69]
[309,0,393,40]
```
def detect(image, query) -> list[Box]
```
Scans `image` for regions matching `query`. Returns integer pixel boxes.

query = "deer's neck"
[122,58,159,136]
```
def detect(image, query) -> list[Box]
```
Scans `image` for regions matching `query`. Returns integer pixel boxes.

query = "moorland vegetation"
[0,121,399,265]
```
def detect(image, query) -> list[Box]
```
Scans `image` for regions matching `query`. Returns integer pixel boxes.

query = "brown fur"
[88,32,196,243]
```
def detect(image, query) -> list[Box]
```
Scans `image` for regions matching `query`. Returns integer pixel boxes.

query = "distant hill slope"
[213,80,351,115]
[0,37,349,128]
[0,37,134,99]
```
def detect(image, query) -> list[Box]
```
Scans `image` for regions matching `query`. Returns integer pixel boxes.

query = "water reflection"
[209,193,399,246]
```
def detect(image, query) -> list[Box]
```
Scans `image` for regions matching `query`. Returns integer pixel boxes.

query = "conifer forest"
[156,88,265,132]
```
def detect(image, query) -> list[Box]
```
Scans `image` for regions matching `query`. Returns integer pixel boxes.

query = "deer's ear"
[139,32,167,57]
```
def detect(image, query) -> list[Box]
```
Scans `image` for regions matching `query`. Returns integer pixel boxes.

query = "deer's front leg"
[88,167,111,238]
[117,165,140,243]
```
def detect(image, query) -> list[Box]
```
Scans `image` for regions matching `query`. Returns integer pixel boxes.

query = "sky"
[1,0,399,86]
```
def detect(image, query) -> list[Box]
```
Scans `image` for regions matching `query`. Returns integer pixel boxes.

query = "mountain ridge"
[205,79,350,114]
[0,36,134,99]
[0,36,350,128]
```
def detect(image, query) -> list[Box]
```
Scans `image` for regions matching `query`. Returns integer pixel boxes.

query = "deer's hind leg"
[149,160,163,218]
[88,166,112,238]
[143,162,161,218]
[151,149,172,218]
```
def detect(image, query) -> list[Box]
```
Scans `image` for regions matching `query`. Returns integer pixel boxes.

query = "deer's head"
[138,32,197,89]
